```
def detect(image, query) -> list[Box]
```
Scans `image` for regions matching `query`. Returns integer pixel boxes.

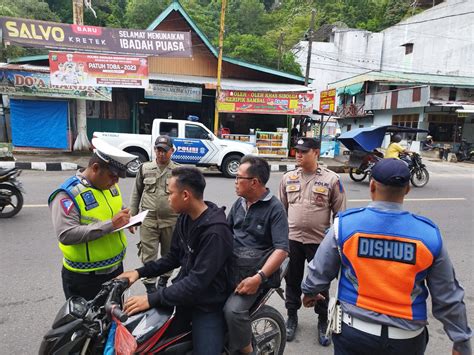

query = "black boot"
[145,283,157,294]
[317,319,331,346]
[286,314,298,342]
[158,276,169,288]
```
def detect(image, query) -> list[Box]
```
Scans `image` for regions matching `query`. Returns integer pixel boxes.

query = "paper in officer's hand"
[113,210,149,232]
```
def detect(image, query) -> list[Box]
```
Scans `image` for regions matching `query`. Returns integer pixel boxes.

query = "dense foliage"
[1,0,419,75]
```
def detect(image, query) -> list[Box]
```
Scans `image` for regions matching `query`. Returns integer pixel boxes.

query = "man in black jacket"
[119,167,233,355]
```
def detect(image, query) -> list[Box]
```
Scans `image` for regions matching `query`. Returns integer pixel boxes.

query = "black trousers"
[61,264,124,300]
[285,240,328,321]
[333,322,429,355]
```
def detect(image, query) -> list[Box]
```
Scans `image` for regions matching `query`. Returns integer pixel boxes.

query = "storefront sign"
[218,90,314,115]
[319,88,336,113]
[49,52,149,88]
[0,16,192,57]
[0,69,112,101]
[145,83,202,102]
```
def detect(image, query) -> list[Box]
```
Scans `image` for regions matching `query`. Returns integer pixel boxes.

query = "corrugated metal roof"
[329,70,474,89]
[0,63,49,72]
[149,73,310,92]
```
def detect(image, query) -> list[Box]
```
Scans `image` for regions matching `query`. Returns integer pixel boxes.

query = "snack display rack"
[256,131,288,157]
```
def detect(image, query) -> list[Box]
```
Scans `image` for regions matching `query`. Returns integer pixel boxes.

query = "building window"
[412,87,421,102]
[346,124,352,131]
[392,114,419,140]
[403,43,414,55]
[449,88,457,101]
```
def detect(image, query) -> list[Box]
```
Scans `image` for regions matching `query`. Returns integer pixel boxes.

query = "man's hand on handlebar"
[123,295,150,316]
[117,270,140,287]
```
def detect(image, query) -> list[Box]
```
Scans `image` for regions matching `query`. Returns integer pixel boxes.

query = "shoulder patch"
[109,185,120,197]
[80,191,99,211]
[60,198,75,215]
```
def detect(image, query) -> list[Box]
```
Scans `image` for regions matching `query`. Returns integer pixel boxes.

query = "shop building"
[329,71,474,149]
[5,1,312,156]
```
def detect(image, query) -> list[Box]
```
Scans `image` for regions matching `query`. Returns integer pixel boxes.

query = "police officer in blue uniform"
[301,159,472,355]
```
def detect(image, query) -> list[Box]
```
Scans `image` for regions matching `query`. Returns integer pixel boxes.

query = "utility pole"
[304,9,316,86]
[213,0,227,136]
[277,32,284,70]
[72,0,89,151]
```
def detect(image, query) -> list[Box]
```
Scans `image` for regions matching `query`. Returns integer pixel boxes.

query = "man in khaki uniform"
[130,135,179,293]
[279,137,346,345]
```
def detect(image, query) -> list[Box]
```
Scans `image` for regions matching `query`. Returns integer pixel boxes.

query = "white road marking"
[348,198,466,202]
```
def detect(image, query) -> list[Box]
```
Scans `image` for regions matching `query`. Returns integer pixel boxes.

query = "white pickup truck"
[93,118,258,178]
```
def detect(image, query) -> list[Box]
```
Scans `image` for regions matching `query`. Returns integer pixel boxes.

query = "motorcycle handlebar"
[111,304,129,322]
[104,278,130,322]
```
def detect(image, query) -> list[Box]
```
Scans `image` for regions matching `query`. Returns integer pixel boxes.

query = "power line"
[393,10,474,26]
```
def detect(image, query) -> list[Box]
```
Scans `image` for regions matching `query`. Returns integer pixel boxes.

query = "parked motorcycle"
[0,167,24,218]
[456,140,474,162]
[39,263,288,355]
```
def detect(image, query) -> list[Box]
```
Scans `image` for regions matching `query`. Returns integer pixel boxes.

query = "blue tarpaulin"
[338,125,429,152]
[10,99,68,149]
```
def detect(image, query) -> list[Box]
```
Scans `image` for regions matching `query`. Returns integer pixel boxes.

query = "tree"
[0,0,59,61]
[124,0,170,29]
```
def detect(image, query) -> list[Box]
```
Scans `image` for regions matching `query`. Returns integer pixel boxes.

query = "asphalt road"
[0,160,472,354]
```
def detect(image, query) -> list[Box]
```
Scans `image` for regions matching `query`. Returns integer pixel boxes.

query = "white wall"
[381,0,474,76]
[294,29,383,109]
[294,0,474,108]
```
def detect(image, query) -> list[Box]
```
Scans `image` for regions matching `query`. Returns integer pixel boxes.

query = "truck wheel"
[126,152,147,177]
[221,154,242,178]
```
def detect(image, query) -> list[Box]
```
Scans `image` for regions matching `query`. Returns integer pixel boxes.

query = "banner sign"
[319,88,336,113]
[0,16,192,57]
[145,83,202,102]
[0,69,112,101]
[49,52,149,88]
[217,90,314,115]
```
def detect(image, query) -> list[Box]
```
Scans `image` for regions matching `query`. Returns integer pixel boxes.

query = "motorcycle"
[400,152,430,188]
[339,125,430,187]
[348,151,383,182]
[39,262,288,355]
[456,140,474,162]
[0,167,24,218]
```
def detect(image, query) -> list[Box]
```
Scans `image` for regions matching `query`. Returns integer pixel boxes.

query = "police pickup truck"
[93,119,257,178]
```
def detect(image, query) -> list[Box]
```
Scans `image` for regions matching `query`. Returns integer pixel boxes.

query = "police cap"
[154,135,173,152]
[294,137,321,151]
[91,138,137,178]
[371,158,410,187]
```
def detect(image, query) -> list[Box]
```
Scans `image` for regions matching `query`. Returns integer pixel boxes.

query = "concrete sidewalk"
[0,152,349,173]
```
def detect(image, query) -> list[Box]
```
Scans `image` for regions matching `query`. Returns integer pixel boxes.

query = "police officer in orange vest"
[301,159,472,354]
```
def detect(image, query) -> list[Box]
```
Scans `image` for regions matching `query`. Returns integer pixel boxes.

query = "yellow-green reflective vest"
[49,176,127,273]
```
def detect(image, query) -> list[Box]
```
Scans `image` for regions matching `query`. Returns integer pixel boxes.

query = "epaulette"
[412,214,438,229]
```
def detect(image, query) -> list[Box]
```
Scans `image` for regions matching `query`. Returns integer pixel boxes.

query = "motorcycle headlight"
[52,296,88,329]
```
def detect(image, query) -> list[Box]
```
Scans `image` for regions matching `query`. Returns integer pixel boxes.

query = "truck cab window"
[185,124,209,139]
[160,123,179,137]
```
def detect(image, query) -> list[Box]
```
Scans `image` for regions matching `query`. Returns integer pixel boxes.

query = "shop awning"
[336,82,364,96]
[149,73,310,92]
[456,104,474,114]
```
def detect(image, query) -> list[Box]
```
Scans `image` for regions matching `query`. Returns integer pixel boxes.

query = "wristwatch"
[257,269,268,284]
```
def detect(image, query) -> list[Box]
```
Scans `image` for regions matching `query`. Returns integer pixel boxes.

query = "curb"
[0,161,82,171]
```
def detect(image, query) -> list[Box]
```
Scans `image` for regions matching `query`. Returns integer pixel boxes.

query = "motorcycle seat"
[124,306,174,344]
